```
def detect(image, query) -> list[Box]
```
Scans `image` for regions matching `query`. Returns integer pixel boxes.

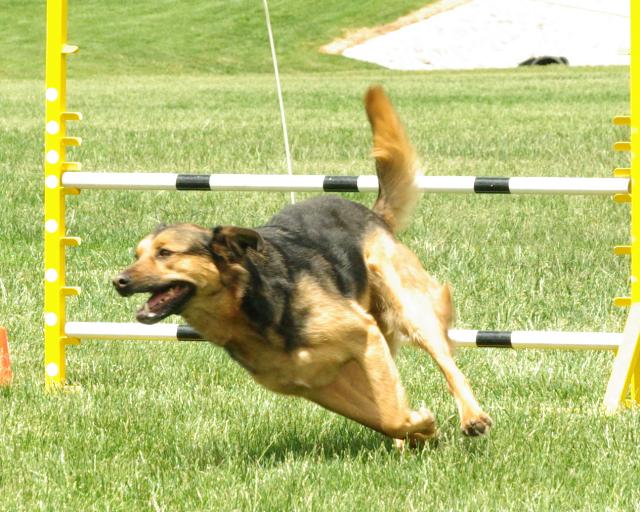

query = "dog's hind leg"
[303,309,437,444]
[366,233,492,436]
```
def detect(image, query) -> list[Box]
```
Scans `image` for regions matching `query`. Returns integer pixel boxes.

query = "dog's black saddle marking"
[240,196,387,351]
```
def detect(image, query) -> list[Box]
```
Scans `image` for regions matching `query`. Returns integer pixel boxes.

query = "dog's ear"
[153,223,168,235]
[210,226,264,261]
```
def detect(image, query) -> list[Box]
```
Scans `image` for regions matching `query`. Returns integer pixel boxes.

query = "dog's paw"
[393,407,439,450]
[411,406,438,437]
[461,412,493,436]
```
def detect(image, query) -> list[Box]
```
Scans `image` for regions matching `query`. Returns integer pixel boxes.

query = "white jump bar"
[66,322,189,341]
[451,329,621,350]
[64,322,621,350]
[60,173,630,195]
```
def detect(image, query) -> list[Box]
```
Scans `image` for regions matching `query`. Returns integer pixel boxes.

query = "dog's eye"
[157,248,173,258]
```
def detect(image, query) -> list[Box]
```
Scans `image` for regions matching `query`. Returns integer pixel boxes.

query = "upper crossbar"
[59,173,630,195]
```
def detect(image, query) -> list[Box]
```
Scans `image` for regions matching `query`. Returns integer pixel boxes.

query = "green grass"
[2,67,639,511]
[1,0,433,78]
[2,0,640,509]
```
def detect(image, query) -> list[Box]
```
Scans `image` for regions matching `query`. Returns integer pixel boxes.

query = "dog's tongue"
[147,284,185,311]
[148,288,171,310]
[137,283,191,324]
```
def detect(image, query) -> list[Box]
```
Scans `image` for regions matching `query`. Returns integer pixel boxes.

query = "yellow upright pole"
[631,360,640,402]
[603,0,640,412]
[44,0,81,389]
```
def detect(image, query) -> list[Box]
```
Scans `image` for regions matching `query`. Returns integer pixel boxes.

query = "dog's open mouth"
[136,281,195,324]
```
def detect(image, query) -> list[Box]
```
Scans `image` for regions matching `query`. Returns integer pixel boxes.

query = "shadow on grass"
[245,430,392,461]
[181,432,393,469]
[177,424,456,469]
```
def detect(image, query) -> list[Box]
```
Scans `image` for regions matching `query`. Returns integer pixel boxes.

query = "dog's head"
[113,224,263,324]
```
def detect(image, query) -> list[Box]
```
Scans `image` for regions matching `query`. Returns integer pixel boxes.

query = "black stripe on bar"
[473,177,510,194]
[323,175,359,192]
[476,331,513,348]
[176,175,211,191]
[177,325,205,341]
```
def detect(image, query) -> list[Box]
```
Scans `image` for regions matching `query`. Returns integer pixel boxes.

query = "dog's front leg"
[303,323,436,443]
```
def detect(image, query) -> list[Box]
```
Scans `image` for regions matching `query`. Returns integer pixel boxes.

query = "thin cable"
[262,0,295,204]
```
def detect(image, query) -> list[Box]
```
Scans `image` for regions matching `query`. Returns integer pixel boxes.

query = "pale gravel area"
[342,0,629,71]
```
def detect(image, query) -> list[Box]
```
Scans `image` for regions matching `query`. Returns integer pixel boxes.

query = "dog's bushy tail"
[365,86,422,234]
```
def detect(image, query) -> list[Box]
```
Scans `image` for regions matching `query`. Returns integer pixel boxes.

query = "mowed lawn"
[1,66,639,510]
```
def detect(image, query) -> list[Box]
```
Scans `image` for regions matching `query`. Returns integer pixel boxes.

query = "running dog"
[113,86,492,445]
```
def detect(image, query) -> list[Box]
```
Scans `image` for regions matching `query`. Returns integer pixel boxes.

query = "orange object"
[0,327,13,386]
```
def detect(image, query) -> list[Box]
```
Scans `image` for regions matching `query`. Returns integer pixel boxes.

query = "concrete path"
[341,0,629,70]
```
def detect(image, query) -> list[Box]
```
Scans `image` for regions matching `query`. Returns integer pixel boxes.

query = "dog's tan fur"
[115,87,492,444]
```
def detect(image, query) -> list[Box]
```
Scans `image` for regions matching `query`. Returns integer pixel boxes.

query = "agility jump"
[44,0,640,412]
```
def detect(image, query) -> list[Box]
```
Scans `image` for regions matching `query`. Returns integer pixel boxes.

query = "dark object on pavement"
[519,56,569,66]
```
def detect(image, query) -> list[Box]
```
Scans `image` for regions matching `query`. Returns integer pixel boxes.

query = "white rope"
[262,0,295,204]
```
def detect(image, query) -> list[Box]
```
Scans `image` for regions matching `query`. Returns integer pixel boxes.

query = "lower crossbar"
[64,322,621,350]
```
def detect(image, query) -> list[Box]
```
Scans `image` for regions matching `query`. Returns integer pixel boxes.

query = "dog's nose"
[113,273,132,295]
